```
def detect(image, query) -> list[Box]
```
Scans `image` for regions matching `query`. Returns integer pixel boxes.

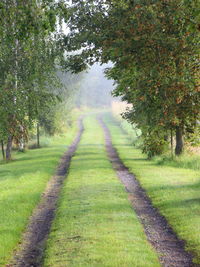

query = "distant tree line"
[63,0,200,156]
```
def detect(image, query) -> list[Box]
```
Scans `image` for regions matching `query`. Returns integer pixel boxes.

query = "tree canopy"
[63,0,200,156]
[0,0,199,159]
[0,0,78,160]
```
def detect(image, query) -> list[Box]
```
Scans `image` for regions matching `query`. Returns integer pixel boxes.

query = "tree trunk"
[175,127,184,155]
[6,136,13,160]
[19,138,25,152]
[170,129,174,158]
[37,123,40,148]
[164,135,168,142]
[1,140,5,160]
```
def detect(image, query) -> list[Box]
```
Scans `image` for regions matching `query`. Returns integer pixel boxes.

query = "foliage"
[38,69,85,135]
[63,0,200,156]
[0,0,82,159]
[0,0,58,157]
[142,131,168,159]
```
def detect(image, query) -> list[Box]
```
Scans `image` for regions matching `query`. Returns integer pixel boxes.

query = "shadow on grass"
[62,183,138,217]
[80,144,104,147]
[155,196,200,214]
[0,143,112,183]
[148,181,200,192]
[0,149,65,183]
[124,158,149,162]
[123,153,200,171]
[156,156,200,171]
[165,197,200,208]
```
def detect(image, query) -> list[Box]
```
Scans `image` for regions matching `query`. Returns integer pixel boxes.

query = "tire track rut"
[98,116,196,267]
[11,118,84,267]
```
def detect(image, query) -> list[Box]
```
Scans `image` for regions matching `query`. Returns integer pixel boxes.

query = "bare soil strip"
[98,117,196,267]
[11,118,84,267]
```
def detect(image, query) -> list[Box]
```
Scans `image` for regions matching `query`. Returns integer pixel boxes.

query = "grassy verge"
[104,112,200,264]
[113,110,200,170]
[155,153,200,172]
[44,115,160,267]
[0,122,78,265]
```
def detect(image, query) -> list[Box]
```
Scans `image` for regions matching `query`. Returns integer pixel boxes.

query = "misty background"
[75,63,115,108]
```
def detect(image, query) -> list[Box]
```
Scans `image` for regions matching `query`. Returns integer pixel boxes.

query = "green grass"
[44,115,160,267]
[104,112,200,264]
[155,153,200,172]
[0,125,78,266]
[115,112,200,171]
[113,116,142,147]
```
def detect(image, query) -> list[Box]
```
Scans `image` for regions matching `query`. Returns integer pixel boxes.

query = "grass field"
[104,112,200,264]
[0,124,78,265]
[44,115,160,267]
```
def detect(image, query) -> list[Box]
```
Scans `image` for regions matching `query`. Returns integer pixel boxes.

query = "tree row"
[64,0,200,156]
